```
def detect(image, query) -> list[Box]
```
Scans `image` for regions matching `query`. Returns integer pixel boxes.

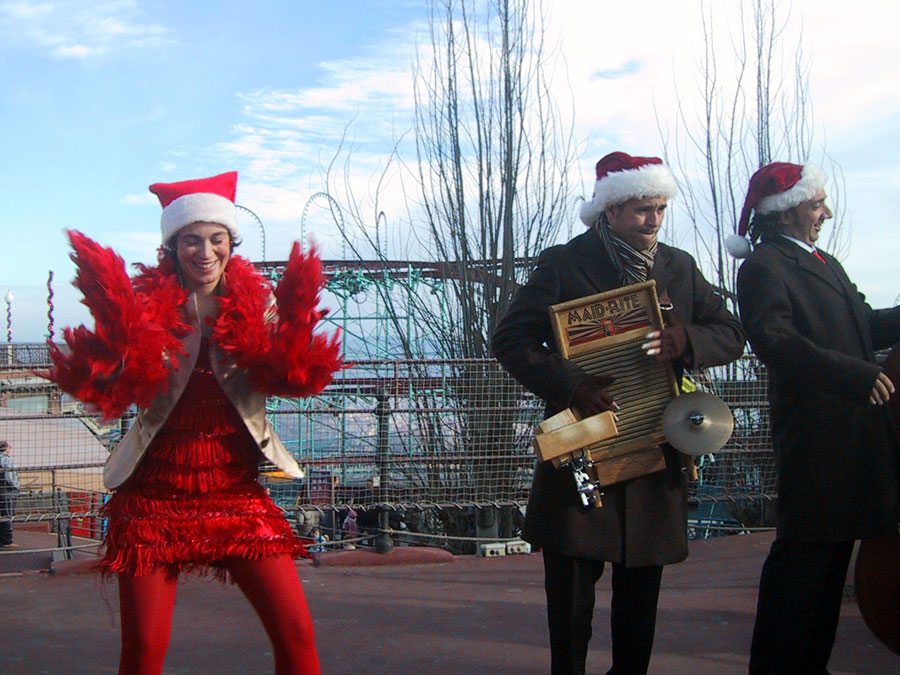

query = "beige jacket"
[103,292,302,490]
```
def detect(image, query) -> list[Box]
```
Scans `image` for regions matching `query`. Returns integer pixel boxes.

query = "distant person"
[0,440,20,547]
[48,171,342,674]
[342,509,360,548]
[730,162,900,673]
[309,527,327,553]
[493,152,745,674]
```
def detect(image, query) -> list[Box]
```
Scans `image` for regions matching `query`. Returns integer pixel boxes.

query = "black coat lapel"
[820,249,876,358]
[648,246,675,302]
[768,238,873,357]
[574,228,621,293]
[771,237,844,297]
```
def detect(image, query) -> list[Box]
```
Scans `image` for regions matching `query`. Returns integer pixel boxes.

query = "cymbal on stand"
[662,391,734,456]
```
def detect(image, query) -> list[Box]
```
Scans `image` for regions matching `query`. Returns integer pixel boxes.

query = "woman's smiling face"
[173,221,232,293]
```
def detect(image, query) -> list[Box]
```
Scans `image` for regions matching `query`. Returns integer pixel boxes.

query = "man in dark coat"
[731,161,900,674]
[492,152,745,674]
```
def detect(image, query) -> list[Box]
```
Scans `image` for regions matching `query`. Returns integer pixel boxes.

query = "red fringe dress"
[101,338,306,579]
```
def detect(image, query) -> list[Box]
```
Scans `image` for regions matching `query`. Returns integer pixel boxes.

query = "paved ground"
[1,529,897,674]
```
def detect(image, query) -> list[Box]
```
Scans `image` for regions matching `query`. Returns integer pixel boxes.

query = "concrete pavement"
[1,530,896,674]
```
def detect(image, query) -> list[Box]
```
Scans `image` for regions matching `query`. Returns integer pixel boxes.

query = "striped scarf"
[595,215,657,285]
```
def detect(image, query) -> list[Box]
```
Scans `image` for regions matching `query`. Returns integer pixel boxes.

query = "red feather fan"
[47,231,189,421]
[212,243,343,397]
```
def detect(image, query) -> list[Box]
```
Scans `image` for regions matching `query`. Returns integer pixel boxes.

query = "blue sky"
[2,0,898,341]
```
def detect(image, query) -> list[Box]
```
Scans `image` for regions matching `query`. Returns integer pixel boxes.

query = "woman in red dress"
[49,171,342,675]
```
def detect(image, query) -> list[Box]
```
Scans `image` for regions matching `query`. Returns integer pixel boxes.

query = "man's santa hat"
[726,162,827,258]
[579,152,678,226]
[149,171,240,244]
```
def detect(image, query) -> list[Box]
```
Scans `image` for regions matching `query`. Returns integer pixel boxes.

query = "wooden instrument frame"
[544,280,681,491]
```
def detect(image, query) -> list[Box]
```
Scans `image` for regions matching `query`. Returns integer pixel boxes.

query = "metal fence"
[1,344,776,555]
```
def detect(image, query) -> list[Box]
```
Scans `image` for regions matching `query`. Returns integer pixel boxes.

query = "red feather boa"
[48,231,190,420]
[48,232,342,420]
[211,242,344,397]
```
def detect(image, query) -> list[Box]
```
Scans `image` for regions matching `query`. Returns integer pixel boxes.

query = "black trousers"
[0,492,15,544]
[749,539,854,675]
[542,549,663,675]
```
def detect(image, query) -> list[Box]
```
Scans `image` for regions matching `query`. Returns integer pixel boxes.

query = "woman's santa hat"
[149,171,240,244]
[726,162,827,258]
[579,152,678,226]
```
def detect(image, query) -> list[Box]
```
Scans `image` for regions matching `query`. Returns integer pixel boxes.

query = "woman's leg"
[225,555,321,675]
[117,569,178,675]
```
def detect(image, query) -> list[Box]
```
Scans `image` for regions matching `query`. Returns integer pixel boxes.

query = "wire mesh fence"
[1,344,776,556]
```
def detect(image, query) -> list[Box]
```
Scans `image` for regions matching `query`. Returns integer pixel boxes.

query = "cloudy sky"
[1,0,898,341]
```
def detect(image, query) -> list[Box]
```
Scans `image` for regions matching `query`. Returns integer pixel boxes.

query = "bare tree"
[656,1,854,531]
[659,0,849,309]
[410,0,576,359]
[323,0,575,359]
[318,0,577,533]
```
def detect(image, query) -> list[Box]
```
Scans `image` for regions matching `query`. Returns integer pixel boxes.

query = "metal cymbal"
[662,391,734,456]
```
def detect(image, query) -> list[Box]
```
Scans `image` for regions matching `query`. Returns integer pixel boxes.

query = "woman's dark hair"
[162,228,241,262]
[746,211,785,245]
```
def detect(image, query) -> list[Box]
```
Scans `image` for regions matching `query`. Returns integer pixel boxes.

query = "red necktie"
[812,249,826,264]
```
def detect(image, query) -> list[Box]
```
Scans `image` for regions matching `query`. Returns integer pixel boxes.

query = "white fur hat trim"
[754,165,827,215]
[579,163,677,226]
[160,193,239,243]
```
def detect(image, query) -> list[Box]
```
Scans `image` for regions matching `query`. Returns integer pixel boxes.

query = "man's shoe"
[0,542,18,548]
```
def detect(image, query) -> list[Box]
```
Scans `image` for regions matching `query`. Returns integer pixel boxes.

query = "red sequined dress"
[101,338,306,578]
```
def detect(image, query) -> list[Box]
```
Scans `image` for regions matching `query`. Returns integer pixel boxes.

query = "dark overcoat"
[737,236,900,540]
[492,228,745,566]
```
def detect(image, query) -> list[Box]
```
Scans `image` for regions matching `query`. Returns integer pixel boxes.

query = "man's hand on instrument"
[869,371,895,405]
[642,325,688,362]
[571,374,618,418]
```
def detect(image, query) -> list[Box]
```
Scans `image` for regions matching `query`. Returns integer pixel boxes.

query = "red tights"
[116,555,321,675]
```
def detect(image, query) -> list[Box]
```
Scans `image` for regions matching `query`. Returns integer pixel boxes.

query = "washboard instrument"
[533,281,680,505]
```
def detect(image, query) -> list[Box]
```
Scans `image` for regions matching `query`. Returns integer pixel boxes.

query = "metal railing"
[1,349,776,557]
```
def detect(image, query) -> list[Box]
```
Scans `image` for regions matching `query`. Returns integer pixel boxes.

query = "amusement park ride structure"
[233,197,535,496]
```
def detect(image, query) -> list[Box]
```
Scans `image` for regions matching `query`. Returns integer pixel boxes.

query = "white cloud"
[121,193,157,207]
[53,43,103,59]
[187,1,900,303]
[215,33,421,249]
[104,231,160,259]
[0,1,53,20]
[0,0,170,57]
